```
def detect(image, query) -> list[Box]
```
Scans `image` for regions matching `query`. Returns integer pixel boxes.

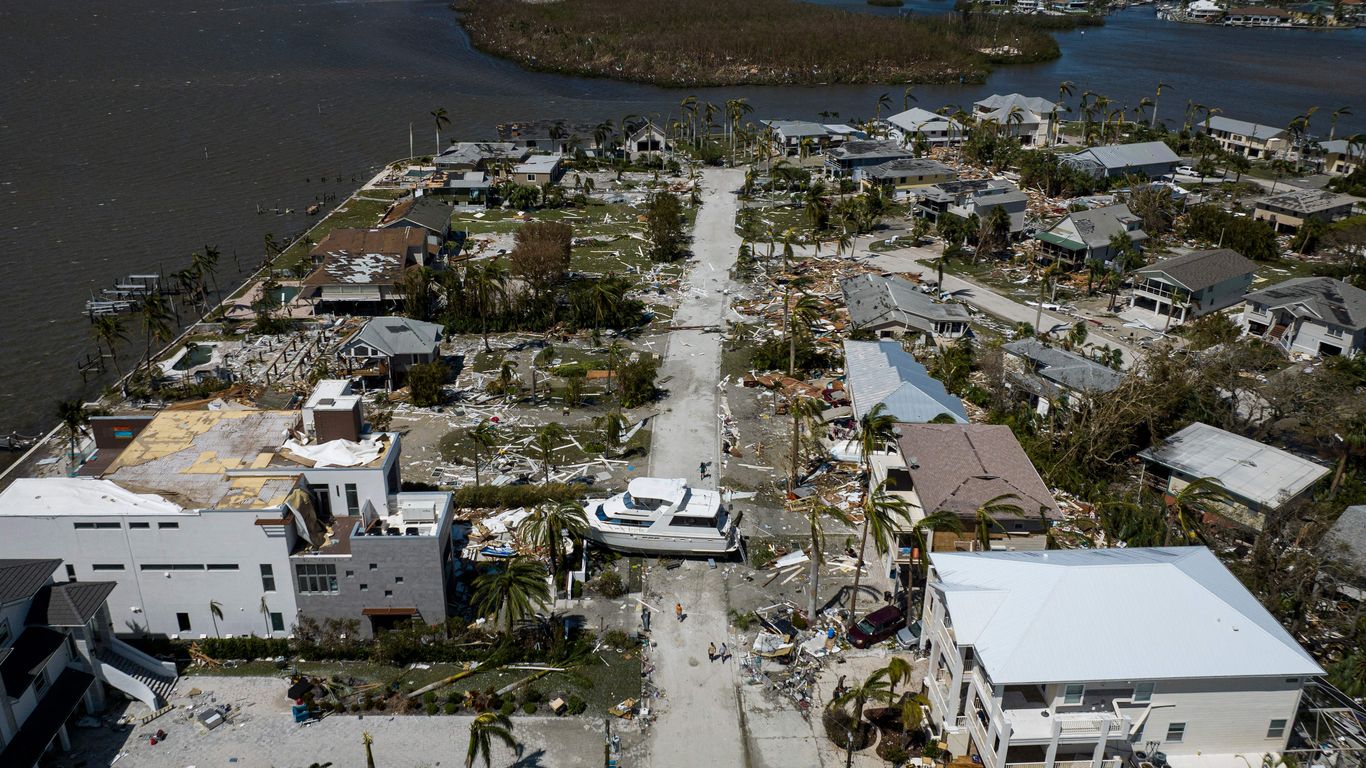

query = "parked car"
[847,605,905,648]
[1174,165,1196,176]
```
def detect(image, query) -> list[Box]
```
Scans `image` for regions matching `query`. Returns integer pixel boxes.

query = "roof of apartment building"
[1136,248,1256,292]
[304,227,428,288]
[894,423,1060,519]
[26,581,117,627]
[1205,115,1287,142]
[973,93,1056,122]
[1137,421,1330,510]
[842,340,967,424]
[1256,188,1359,214]
[342,316,444,358]
[928,546,1324,683]
[1063,140,1180,170]
[1243,276,1366,330]
[379,197,453,235]
[841,274,970,334]
[1002,338,1125,395]
[0,559,62,606]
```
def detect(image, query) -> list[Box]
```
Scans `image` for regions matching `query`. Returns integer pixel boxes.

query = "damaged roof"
[895,423,1060,520]
[343,316,444,358]
[843,340,967,424]
[841,273,969,334]
[304,228,428,288]
[1003,338,1125,396]
[1138,421,1330,510]
[380,198,453,235]
[1243,276,1366,330]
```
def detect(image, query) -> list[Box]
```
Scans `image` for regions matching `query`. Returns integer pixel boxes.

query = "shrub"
[198,636,290,660]
[425,701,439,716]
[444,702,459,715]
[603,628,632,648]
[617,355,660,408]
[592,569,626,598]
[500,700,517,716]
[408,361,450,407]
[566,695,588,715]
[571,580,584,598]
[446,691,462,705]
[451,482,585,509]
[553,362,589,378]
[523,702,538,714]
[523,688,544,704]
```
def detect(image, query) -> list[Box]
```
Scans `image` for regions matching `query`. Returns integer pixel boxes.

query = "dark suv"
[847,605,905,648]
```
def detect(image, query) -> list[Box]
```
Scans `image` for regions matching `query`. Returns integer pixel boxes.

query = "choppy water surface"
[0,0,1362,438]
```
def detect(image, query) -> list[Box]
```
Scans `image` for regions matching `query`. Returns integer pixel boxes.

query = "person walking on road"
[699,461,707,480]
[675,602,683,622]
[718,642,729,662]
[707,642,717,662]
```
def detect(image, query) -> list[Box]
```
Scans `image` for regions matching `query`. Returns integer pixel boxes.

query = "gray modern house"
[1035,203,1148,267]
[841,273,970,340]
[824,140,916,180]
[914,179,1028,235]
[1252,189,1359,233]
[1129,249,1257,328]
[1242,276,1366,358]
[1061,141,1181,180]
[338,316,445,390]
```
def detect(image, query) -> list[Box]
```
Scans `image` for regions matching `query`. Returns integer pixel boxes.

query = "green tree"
[472,556,550,632]
[534,422,568,481]
[407,361,449,407]
[831,669,893,768]
[596,410,628,455]
[466,260,508,353]
[1159,477,1228,545]
[56,398,89,475]
[517,500,589,590]
[646,191,687,261]
[431,107,450,155]
[137,292,174,389]
[91,314,128,378]
[904,510,962,615]
[466,420,499,487]
[617,355,660,408]
[848,482,912,636]
[464,712,517,768]
[972,493,1024,551]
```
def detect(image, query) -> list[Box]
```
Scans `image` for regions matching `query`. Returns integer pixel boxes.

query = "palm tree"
[1329,106,1352,141]
[875,92,892,122]
[972,493,1024,551]
[137,291,173,388]
[831,669,893,768]
[597,410,628,455]
[363,731,377,768]
[803,500,852,623]
[91,314,128,377]
[465,712,517,768]
[789,393,825,494]
[472,556,550,632]
[1034,262,1062,334]
[786,291,821,377]
[902,86,917,111]
[56,398,89,475]
[468,419,498,486]
[903,510,962,615]
[1159,477,1228,545]
[534,422,568,482]
[1151,81,1172,129]
[883,657,913,698]
[1054,80,1074,145]
[518,501,589,590]
[496,359,518,398]
[1006,105,1026,143]
[431,107,450,155]
[848,482,912,635]
[208,600,224,638]
[466,260,507,353]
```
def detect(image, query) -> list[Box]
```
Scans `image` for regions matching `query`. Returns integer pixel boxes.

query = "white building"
[884,107,967,147]
[1242,276,1366,359]
[0,395,426,640]
[973,94,1059,147]
[920,547,1324,768]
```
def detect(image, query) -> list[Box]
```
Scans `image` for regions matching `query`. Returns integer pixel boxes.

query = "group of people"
[706,641,731,663]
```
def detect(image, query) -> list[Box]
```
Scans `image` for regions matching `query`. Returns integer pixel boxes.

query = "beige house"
[1198,115,1289,159]
[1253,189,1359,233]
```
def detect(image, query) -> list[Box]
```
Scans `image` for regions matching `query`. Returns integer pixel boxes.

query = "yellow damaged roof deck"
[102,410,306,510]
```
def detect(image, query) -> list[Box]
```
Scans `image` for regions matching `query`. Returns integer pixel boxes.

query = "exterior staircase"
[96,644,178,710]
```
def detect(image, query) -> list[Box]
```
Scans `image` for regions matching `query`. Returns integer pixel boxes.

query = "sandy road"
[646,168,750,768]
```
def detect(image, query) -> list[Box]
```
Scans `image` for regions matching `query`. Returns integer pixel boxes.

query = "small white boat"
[583,477,740,556]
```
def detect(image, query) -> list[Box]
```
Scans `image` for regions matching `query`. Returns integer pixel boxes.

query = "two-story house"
[1197,116,1289,159]
[1128,249,1257,329]
[1241,276,1366,358]
[973,94,1058,147]
[337,318,444,391]
[1000,339,1125,416]
[1035,204,1147,268]
[884,108,967,148]
[1252,189,1359,233]
[1,559,178,767]
[841,273,970,340]
[919,547,1324,768]
[825,140,916,181]
[1318,139,1362,176]
[761,120,853,157]
[302,227,433,316]
[914,179,1029,236]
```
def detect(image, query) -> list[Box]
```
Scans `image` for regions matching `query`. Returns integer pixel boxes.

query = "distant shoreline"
[454,0,1103,88]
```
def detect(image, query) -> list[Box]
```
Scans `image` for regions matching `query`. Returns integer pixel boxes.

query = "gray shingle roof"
[1050,203,1147,248]
[1064,141,1180,171]
[1003,339,1125,394]
[841,273,968,334]
[895,423,1060,519]
[843,340,967,423]
[0,559,60,606]
[1256,188,1359,215]
[762,119,830,138]
[1137,249,1256,292]
[343,316,444,358]
[380,197,453,236]
[828,140,913,162]
[26,581,117,627]
[973,93,1057,123]
[1321,505,1366,579]
[1243,277,1366,331]
[862,157,956,181]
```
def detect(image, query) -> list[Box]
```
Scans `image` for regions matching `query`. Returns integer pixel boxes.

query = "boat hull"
[584,526,739,556]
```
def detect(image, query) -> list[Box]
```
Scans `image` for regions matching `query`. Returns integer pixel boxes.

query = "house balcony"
[1131,280,1190,303]
[1002,709,1131,745]
[1005,758,1124,768]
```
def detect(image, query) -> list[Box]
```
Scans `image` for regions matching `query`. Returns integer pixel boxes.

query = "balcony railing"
[1006,759,1123,768]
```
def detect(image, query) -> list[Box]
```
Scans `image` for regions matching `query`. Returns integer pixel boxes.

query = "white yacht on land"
[583,477,740,556]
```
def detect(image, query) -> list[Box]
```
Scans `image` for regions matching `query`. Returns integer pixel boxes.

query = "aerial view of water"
[0,0,1362,442]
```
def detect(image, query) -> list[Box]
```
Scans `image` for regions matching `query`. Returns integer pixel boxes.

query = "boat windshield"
[621,492,663,511]
[596,505,652,527]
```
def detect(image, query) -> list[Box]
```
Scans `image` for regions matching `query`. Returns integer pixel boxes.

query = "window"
[1132,682,1154,703]
[1326,325,1344,338]
[344,484,360,516]
[270,612,285,633]
[395,576,404,584]
[177,612,192,632]
[1166,722,1186,743]
[369,563,379,571]
[1062,684,1085,705]
[360,584,369,592]
[260,564,276,592]
[527,174,537,181]
[0,618,11,645]
[139,564,205,571]
[295,563,338,594]
[33,668,49,695]
[74,521,120,529]
[92,564,126,571]
[65,564,77,582]
[206,564,239,571]
[345,570,355,578]
[384,590,393,597]
[129,522,150,529]
[158,522,179,529]
[1267,719,1287,739]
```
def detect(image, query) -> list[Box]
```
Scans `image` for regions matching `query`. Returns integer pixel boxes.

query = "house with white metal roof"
[1241,276,1366,358]
[843,340,967,424]
[973,94,1059,147]
[919,546,1323,768]
[883,107,967,147]
[1197,115,1289,160]
[1060,141,1181,180]
[1137,421,1330,531]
